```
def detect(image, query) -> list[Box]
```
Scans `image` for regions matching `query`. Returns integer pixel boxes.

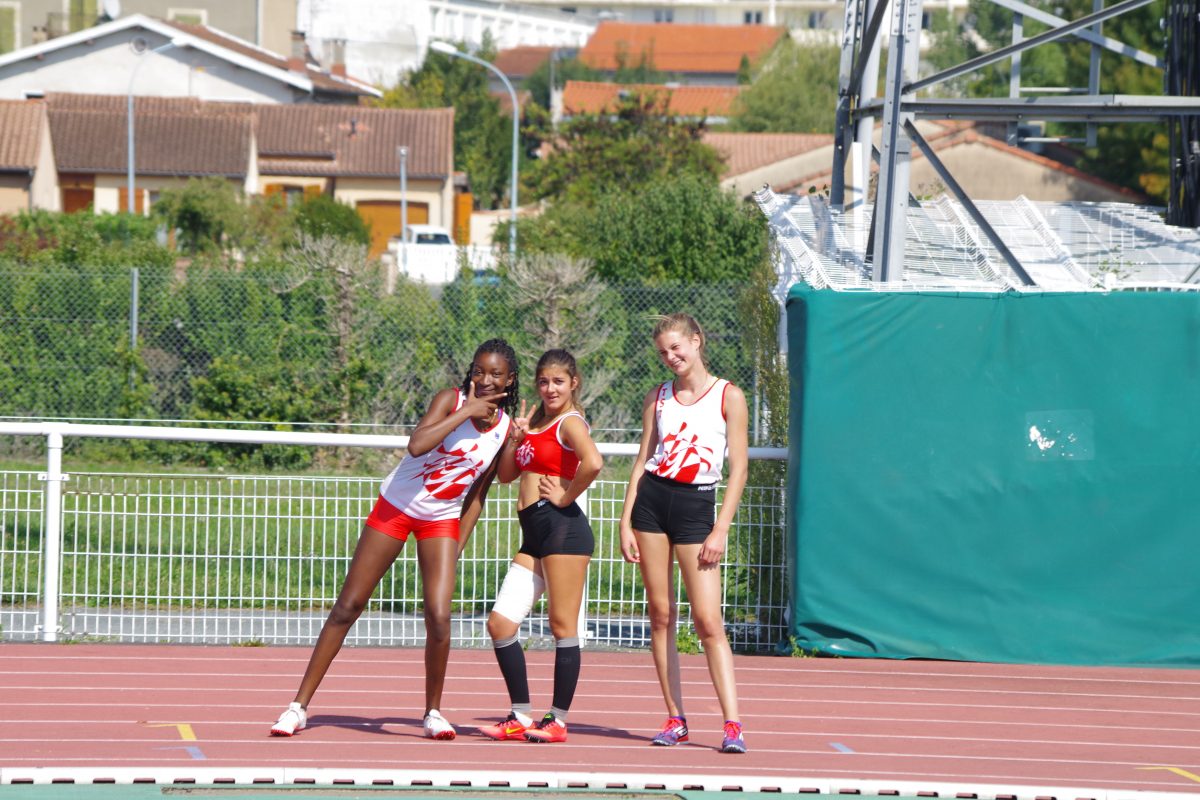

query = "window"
[652,8,674,22]
[744,11,763,24]
[68,0,97,32]
[168,7,208,26]
[0,3,18,54]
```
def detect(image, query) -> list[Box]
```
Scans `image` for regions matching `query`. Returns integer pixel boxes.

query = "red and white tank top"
[514,411,586,480]
[379,389,512,521]
[644,378,729,485]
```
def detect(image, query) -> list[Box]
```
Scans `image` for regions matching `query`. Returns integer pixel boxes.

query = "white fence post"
[40,428,65,642]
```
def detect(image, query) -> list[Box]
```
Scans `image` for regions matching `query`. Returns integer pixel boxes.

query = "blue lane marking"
[830,742,855,754]
[156,745,207,760]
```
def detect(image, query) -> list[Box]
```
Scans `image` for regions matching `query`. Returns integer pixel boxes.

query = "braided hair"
[460,338,520,417]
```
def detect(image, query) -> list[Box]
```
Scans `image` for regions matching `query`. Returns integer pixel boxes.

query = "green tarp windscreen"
[785,286,1200,665]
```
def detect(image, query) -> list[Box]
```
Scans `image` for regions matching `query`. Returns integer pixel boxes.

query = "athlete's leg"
[418,534,460,715]
[486,552,543,721]
[487,552,542,642]
[633,530,685,717]
[291,526,405,707]
[675,542,738,722]
[541,553,590,720]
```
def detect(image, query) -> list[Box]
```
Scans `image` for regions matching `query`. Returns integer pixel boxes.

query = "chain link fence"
[0,263,778,450]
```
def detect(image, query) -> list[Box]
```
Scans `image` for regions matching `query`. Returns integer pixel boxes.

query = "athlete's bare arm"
[619,387,661,563]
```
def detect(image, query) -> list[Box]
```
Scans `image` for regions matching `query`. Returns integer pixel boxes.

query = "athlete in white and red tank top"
[644,378,730,485]
[272,339,520,745]
[381,388,511,520]
[619,314,750,755]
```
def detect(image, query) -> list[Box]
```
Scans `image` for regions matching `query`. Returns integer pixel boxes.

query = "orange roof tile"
[703,131,833,176]
[563,80,742,117]
[579,22,786,75]
[494,46,555,79]
[39,94,454,179]
[0,99,46,172]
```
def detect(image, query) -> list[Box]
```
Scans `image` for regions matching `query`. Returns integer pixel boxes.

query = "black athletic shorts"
[629,472,717,545]
[518,500,595,558]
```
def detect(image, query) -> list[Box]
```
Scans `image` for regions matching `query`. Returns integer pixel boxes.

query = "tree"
[728,39,840,133]
[517,172,770,286]
[923,0,1168,200]
[523,92,725,205]
[523,54,601,110]
[291,194,371,245]
[375,33,517,210]
[152,177,245,255]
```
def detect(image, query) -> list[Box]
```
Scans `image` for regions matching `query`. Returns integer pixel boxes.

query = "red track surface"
[3,643,1200,795]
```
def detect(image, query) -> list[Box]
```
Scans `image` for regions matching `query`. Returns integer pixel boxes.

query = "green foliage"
[676,623,702,654]
[612,42,671,84]
[375,33,518,210]
[922,0,1168,199]
[729,40,840,133]
[0,210,170,268]
[291,194,371,245]
[523,92,725,205]
[523,55,601,110]
[152,176,245,255]
[516,173,770,286]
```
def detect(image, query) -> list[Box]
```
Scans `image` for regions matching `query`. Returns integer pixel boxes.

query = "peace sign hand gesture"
[509,400,530,444]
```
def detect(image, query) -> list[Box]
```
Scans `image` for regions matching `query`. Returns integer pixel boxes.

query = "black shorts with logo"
[629,472,717,545]
[518,500,595,558]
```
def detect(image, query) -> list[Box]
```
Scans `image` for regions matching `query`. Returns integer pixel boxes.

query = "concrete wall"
[920,140,1135,203]
[16,1,292,51]
[30,109,59,211]
[0,173,28,212]
[334,176,451,229]
[0,28,297,102]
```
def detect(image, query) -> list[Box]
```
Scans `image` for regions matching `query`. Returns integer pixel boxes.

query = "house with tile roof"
[786,121,1148,203]
[0,99,58,213]
[578,22,787,85]
[703,131,833,196]
[0,14,379,104]
[562,80,743,123]
[9,95,455,258]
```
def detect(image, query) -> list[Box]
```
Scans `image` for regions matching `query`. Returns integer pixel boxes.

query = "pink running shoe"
[720,720,746,754]
[479,712,530,741]
[651,716,689,746]
[524,713,567,743]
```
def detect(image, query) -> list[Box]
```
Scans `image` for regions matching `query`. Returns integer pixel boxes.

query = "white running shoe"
[423,709,456,740]
[270,702,306,736]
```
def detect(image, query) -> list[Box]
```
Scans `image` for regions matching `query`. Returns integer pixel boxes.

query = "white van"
[389,225,458,283]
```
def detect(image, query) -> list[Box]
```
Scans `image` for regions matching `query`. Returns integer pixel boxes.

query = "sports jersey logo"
[515,440,534,468]
[655,422,713,484]
[418,442,482,499]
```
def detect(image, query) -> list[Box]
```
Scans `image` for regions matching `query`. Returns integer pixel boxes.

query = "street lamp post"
[128,38,185,214]
[428,41,518,259]
[397,145,408,274]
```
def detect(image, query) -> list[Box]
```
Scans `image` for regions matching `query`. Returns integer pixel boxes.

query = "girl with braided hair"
[270,338,520,741]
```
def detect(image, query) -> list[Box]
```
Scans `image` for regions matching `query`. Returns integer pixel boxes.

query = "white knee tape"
[491,562,546,624]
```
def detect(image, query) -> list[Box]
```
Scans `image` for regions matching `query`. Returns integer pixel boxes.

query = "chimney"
[288,30,306,73]
[330,38,346,78]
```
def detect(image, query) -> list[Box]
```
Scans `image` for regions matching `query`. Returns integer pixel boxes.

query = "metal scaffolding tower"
[829,0,1200,284]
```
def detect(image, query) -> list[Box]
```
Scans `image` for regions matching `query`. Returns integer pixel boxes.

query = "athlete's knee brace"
[491,562,546,624]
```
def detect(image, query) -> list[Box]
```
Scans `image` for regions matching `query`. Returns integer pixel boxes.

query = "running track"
[3,644,1200,798]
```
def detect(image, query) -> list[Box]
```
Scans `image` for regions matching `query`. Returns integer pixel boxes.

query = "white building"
[513,0,967,29]
[296,0,597,87]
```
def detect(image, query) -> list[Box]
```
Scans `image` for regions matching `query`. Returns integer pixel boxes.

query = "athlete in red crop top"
[479,349,602,744]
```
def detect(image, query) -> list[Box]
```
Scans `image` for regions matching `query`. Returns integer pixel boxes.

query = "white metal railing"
[0,422,788,652]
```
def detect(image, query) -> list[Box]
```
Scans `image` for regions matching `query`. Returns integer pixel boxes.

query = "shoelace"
[660,718,685,734]
[723,721,742,740]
